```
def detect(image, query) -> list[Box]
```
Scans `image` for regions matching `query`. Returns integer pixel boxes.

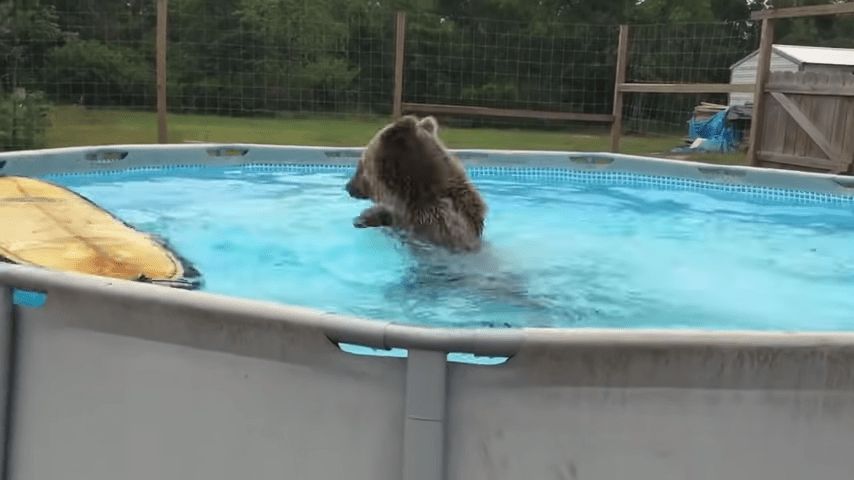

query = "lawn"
[46,105,748,165]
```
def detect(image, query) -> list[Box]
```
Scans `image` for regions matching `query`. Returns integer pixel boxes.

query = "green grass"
[46,105,747,165]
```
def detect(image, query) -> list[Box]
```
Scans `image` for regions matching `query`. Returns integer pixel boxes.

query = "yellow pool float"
[0,176,201,289]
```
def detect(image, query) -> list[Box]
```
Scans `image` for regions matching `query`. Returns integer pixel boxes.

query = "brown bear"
[345,115,488,253]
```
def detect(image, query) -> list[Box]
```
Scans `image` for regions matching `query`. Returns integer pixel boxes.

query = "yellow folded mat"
[0,176,201,289]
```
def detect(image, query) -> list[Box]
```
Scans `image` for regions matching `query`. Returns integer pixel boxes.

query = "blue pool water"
[47,164,854,332]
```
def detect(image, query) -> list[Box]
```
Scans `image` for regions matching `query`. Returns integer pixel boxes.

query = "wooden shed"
[729,44,854,106]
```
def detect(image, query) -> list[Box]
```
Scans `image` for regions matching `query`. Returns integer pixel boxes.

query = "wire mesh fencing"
[623,21,759,136]
[1,0,759,151]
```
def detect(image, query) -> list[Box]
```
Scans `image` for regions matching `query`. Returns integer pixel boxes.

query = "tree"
[0,1,65,150]
[0,1,67,91]
[768,0,854,47]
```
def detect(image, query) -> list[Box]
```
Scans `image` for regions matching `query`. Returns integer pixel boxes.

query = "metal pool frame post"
[0,287,16,480]
[403,350,448,480]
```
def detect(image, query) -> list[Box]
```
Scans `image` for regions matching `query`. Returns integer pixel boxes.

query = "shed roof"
[730,44,854,70]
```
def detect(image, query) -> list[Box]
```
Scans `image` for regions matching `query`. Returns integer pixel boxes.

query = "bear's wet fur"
[345,115,487,253]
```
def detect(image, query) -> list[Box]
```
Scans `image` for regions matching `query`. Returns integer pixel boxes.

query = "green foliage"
[297,57,361,91]
[461,82,519,107]
[403,12,620,125]
[0,1,59,150]
[236,0,348,54]
[770,0,854,48]
[0,1,67,91]
[630,0,715,23]
[4,0,852,137]
[0,89,51,151]
[49,0,155,44]
[161,0,377,115]
[45,40,154,107]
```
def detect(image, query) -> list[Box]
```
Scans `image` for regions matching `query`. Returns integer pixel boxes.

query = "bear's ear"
[418,116,438,134]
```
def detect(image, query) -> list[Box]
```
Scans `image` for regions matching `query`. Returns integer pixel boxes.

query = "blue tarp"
[672,108,743,154]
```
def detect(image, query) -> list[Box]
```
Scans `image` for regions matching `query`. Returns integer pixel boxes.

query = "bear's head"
[346,115,452,208]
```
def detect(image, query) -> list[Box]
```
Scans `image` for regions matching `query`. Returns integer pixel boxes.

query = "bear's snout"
[346,179,369,199]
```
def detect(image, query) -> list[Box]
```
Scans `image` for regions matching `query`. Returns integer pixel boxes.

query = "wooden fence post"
[746,18,775,167]
[610,25,630,153]
[156,0,168,144]
[392,12,406,118]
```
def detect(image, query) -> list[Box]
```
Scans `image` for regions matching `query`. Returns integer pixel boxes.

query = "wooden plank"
[747,18,775,167]
[826,76,845,170]
[804,74,830,157]
[751,2,854,20]
[617,83,755,94]
[804,73,829,160]
[842,74,854,172]
[610,25,630,153]
[841,79,854,173]
[757,151,847,174]
[156,0,168,144]
[765,84,854,96]
[789,74,811,159]
[770,91,846,164]
[392,12,406,118]
[764,162,831,174]
[762,93,785,155]
[784,73,808,158]
[780,86,792,154]
[401,103,614,123]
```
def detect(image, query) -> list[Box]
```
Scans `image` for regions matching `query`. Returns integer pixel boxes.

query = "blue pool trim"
[37,161,854,207]
[11,289,46,309]
[2,143,853,197]
[338,343,510,365]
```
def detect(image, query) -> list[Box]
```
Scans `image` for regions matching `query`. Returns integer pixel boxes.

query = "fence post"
[392,12,406,118]
[610,25,630,153]
[746,18,775,167]
[156,0,169,144]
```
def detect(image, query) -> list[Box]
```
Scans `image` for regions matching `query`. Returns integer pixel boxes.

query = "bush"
[44,39,153,107]
[0,89,51,151]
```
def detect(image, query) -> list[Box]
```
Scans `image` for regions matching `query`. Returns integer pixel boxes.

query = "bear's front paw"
[354,205,395,228]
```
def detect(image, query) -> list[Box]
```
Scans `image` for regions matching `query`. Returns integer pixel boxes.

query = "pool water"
[48,165,854,332]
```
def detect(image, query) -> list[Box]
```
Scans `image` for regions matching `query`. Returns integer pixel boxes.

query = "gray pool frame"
[0,144,853,480]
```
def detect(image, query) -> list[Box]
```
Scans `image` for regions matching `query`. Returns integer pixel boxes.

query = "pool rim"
[3,262,854,358]
[1,143,853,199]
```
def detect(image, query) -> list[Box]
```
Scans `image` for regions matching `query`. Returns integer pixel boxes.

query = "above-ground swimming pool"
[24,148,854,332]
[3,145,854,480]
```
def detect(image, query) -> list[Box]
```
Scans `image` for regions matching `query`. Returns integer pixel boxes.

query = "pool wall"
[1,145,854,480]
